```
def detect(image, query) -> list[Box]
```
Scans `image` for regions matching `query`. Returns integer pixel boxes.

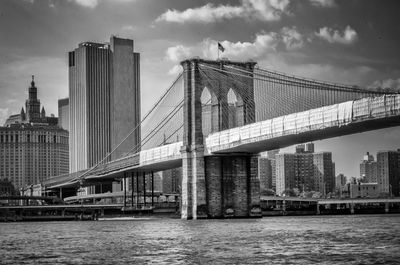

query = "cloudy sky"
[0,0,400,178]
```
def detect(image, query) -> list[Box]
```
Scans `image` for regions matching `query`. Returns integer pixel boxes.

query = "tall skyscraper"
[377,150,400,196]
[68,36,140,175]
[0,78,69,190]
[360,152,377,182]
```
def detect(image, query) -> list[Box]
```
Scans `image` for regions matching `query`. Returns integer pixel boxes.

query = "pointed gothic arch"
[227,88,245,128]
[201,87,218,136]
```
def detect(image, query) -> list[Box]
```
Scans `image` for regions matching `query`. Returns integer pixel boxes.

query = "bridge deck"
[45,94,400,188]
[206,94,400,153]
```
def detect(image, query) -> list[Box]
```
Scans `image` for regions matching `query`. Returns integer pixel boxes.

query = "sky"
[0,0,400,178]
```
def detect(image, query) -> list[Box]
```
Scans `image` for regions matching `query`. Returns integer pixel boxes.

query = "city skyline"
[0,0,400,178]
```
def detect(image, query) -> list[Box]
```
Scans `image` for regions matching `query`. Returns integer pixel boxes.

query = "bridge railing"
[84,142,183,178]
[205,94,400,152]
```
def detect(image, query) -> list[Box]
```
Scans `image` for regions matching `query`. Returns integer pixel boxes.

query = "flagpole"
[218,43,220,60]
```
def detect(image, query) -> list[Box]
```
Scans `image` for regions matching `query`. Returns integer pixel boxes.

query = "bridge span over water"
[44,58,399,219]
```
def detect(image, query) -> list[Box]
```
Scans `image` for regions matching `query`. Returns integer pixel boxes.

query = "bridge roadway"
[0,204,123,211]
[48,94,400,189]
[261,196,400,205]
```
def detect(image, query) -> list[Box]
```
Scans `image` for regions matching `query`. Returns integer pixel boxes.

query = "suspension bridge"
[45,58,400,219]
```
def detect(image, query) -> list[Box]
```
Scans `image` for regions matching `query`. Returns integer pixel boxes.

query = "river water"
[1,214,399,264]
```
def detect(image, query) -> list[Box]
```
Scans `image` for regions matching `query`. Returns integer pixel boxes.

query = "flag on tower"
[218,42,225,52]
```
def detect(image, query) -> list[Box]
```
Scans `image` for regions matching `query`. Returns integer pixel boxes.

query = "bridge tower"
[180,58,261,219]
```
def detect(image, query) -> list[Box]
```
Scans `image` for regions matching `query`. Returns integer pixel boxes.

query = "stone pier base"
[181,153,261,219]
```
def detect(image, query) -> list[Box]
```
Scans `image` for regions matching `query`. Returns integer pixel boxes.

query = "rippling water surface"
[1,214,400,264]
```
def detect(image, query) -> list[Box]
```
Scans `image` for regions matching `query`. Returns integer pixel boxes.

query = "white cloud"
[165,28,306,68]
[72,0,99,8]
[281,26,304,50]
[369,78,400,90]
[165,32,281,74]
[315,25,358,45]
[309,0,335,7]
[0,108,10,126]
[201,32,279,61]
[156,0,291,23]
[168,65,182,75]
[165,45,191,62]
[70,0,135,8]
[157,3,243,24]
[243,0,291,21]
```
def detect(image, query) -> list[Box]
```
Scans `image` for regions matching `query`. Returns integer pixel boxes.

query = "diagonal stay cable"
[130,100,184,154]
[76,73,183,180]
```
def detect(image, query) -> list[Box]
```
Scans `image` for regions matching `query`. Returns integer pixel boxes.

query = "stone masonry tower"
[25,75,41,122]
[180,58,261,219]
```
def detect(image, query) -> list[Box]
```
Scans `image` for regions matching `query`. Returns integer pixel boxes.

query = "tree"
[281,189,297,197]
[260,189,275,196]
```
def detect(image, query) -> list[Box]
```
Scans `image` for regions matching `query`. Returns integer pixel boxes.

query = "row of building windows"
[0,133,68,144]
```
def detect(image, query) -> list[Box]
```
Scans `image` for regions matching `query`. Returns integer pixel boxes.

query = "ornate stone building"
[0,77,69,190]
[4,76,58,127]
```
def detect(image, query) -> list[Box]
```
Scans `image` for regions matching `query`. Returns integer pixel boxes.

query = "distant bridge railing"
[85,141,183,178]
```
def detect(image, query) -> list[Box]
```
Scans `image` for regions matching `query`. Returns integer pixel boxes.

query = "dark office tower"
[258,156,273,191]
[68,36,140,176]
[110,37,140,160]
[377,151,400,196]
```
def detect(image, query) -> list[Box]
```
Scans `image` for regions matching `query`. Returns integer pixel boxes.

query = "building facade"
[335,173,347,188]
[58,98,69,131]
[275,143,335,196]
[68,36,140,177]
[348,182,379,198]
[0,78,69,190]
[313,152,334,195]
[266,149,279,190]
[0,178,16,195]
[161,167,182,194]
[276,154,295,195]
[258,156,272,191]
[360,152,377,182]
[377,150,400,196]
